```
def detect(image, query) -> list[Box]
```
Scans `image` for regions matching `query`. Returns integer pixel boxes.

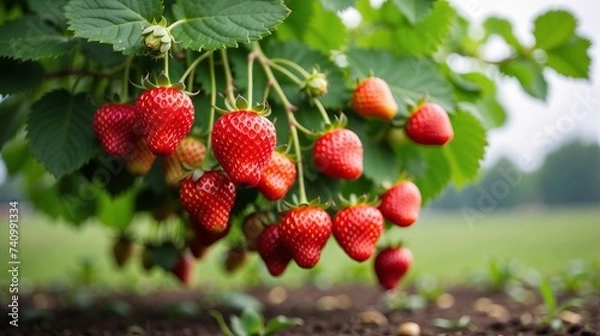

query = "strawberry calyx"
[282,196,331,212]
[223,96,271,117]
[314,113,348,138]
[336,193,380,208]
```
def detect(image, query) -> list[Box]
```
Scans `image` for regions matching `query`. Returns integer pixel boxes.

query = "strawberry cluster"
[94,68,454,291]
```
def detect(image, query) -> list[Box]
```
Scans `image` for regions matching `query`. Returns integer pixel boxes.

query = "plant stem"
[202,53,218,170]
[121,55,134,102]
[271,58,311,78]
[164,54,169,79]
[179,51,212,87]
[247,52,255,107]
[269,62,302,85]
[253,43,308,204]
[220,49,236,106]
[312,98,331,124]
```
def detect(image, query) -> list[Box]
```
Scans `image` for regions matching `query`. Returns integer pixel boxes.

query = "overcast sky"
[451,0,599,170]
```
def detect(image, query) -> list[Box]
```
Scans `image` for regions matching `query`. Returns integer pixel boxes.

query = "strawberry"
[256,224,293,277]
[93,104,141,157]
[332,205,384,262]
[171,250,195,285]
[374,246,413,291]
[256,151,297,201]
[242,211,271,251]
[223,247,247,273]
[405,102,453,145]
[124,138,156,176]
[379,181,421,227]
[136,86,195,155]
[279,205,332,268]
[179,171,236,233]
[162,136,206,187]
[211,110,276,186]
[187,237,209,259]
[187,216,232,246]
[112,237,135,268]
[352,77,398,120]
[313,128,363,180]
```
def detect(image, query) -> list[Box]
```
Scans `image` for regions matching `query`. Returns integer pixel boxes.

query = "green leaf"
[230,315,249,336]
[443,112,487,187]
[500,58,548,100]
[319,0,355,12]
[264,315,303,335]
[533,10,576,50]
[539,278,556,313]
[413,148,451,203]
[357,125,401,186]
[97,187,136,231]
[0,95,29,150]
[453,73,507,129]
[0,58,45,95]
[65,0,163,54]
[26,0,68,27]
[240,309,263,335]
[26,91,98,178]
[276,1,313,41]
[303,1,346,53]
[1,136,29,175]
[170,0,290,51]
[346,49,454,115]
[483,17,523,51]
[545,36,591,79]
[392,0,435,25]
[0,16,76,60]
[358,0,455,56]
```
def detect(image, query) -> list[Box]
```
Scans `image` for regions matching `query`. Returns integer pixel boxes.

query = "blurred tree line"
[431,140,600,210]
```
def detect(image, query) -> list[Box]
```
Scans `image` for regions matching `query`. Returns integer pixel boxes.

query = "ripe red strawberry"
[124,138,156,176]
[379,181,421,227]
[256,224,293,277]
[332,205,384,262]
[352,77,398,120]
[374,246,413,291]
[93,104,140,156]
[136,86,195,155]
[313,128,363,180]
[187,237,209,259]
[179,171,236,233]
[256,151,297,201]
[187,217,232,246]
[112,237,135,268]
[162,137,206,187]
[211,110,276,186]
[279,206,332,269]
[405,102,453,145]
[171,250,195,285]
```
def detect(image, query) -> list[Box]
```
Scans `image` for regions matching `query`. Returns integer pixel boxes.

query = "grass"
[2,205,599,290]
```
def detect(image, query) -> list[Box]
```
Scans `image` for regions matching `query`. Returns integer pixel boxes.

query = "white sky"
[451,0,600,170]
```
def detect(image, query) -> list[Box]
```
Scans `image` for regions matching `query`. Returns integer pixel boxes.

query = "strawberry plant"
[0,0,591,289]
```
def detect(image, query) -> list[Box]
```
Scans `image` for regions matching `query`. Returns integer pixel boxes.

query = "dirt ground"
[2,284,599,335]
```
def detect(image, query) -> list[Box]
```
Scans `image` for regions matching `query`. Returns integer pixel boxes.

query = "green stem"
[271,58,311,78]
[220,49,236,106]
[247,53,255,107]
[120,55,134,102]
[253,43,308,204]
[269,62,302,85]
[312,98,331,125]
[202,53,218,170]
[164,54,169,79]
[179,51,212,86]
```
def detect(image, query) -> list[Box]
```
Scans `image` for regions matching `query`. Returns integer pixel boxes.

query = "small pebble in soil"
[487,303,510,322]
[520,312,534,325]
[336,294,353,309]
[559,310,582,325]
[317,295,341,311]
[267,286,287,305]
[356,310,388,326]
[436,293,455,309]
[473,297,493,312]
[397,322,421,336]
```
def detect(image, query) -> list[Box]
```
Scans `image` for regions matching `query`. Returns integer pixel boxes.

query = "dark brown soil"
[2,285,599,336]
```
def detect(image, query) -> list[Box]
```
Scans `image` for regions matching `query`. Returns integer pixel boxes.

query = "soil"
[2,285,599,336]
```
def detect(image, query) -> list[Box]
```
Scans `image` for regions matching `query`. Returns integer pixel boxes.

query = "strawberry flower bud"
[142,24,173,56]
[302,70,329,98]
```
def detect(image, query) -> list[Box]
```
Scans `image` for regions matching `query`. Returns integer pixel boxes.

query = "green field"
[2,205,599,290]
